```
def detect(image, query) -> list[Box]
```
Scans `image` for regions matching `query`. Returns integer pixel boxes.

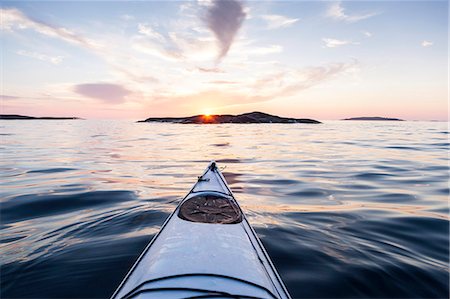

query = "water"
[1,120,448,298]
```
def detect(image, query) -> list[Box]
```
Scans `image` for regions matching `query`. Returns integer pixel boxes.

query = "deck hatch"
[178,195,242,224]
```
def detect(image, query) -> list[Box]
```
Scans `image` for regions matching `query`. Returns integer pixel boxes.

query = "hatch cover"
[178,195,242,224]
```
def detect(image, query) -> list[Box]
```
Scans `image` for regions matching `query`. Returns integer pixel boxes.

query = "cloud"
[197,0,214,7]
[138,23,164,42]
[132,27,217,63]
[0,6,363,118]
[362,30,372,37]
[120,14,135,21]
[322,38,358,48]
[167,31,216,61]
[131,36,184,61]
[73,83,131,104]
[326,2,378,23]
[112,66,159,84]
[179,3,193,13]
[208,80,238,85]
[261,14,299,29]
[1,95,21,101]
[16,50,63,64]
[203,0,246,62]
[148,60,360,112]
[421,40,433,47]
[246,44,283,55]
[269,60,360,98]
[1,8,99,49]
[145,90,270,113]
[197,67,224,73]
[1,8,157,91]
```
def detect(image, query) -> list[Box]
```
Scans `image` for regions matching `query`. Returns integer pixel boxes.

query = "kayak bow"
[112,161,291,299]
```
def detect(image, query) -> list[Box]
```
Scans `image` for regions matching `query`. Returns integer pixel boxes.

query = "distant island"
[139,112,321,124]
[0,114,81,120]
[343,117,404,121]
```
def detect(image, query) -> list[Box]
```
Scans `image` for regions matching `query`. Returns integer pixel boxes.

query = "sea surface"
[1,120,448,298]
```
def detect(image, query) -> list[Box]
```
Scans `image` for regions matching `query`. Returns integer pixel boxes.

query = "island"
[0,114,81,120]
[138,112,321,124]
[342,117,404,121]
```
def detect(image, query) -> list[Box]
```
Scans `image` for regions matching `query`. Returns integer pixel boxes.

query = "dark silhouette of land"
[0,114,81,120]
[343,117,404,121]
[139,111,321,124]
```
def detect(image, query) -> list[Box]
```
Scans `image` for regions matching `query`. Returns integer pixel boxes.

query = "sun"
[202,109,212,117]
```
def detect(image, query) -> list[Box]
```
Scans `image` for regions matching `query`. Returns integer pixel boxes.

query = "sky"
[1,0,448,120]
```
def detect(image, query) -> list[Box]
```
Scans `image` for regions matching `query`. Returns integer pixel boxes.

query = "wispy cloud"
[261,14,299,29]
[0,6,359,117]
[421,40,433,47]
[326,2,378,23]
[253,60,360,99]
[246,44,283,55]
[322,38,358,48]
[208,80,238,85]
[131,36,184,62]
[138,23,164,42]
[203,0,246,62]
[0,95,21,101]
[16,50,63,64]
[197,67,224,73]
[1,8,100,49]
[2,7,154,93]
[120,14,134,21]
[132,24,218,63]
[362,30,372,37]
[73,83,131,104]
[146,60,360,113]
[167,31,217,61]
[112,65,159,85]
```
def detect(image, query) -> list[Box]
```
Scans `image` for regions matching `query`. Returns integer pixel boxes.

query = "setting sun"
[202,110,212,117]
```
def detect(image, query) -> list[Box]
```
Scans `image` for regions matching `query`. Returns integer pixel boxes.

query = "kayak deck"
[112,162,291,299]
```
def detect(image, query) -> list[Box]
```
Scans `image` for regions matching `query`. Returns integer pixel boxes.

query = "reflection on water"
[1,120,449,298]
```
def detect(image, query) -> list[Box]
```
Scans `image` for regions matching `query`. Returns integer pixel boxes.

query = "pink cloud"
[74,83,131,104]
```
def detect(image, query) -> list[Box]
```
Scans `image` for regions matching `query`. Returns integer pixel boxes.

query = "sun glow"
[202,109,212,117]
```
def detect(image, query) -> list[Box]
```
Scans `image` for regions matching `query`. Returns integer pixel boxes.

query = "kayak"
[111,161,291,299]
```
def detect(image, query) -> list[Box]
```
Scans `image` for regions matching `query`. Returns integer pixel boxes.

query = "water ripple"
[1,191,137,223]
[0,120,448,298]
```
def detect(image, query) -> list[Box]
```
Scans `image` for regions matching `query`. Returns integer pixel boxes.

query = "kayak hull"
[112,162,291,299]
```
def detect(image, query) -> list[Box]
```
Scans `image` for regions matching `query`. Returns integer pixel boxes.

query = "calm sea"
[1,120,449,298]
